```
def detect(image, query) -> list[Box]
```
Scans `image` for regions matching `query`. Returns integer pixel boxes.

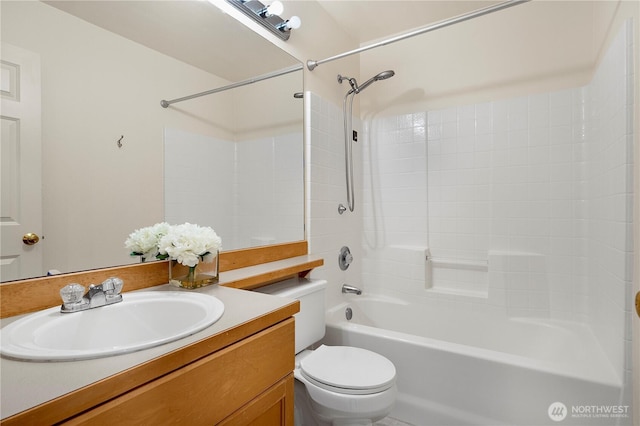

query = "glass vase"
[169,252,219,289]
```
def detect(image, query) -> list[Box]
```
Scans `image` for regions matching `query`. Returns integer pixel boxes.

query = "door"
[1,43,43,281]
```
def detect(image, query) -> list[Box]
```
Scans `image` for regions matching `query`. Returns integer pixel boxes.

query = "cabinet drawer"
[65,318,294,425]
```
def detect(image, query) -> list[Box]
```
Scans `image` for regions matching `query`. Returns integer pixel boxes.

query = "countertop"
[0,283,298,420]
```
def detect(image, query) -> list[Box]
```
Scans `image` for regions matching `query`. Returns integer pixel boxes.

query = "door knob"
[636,291,640,319]
[22,233,40,246]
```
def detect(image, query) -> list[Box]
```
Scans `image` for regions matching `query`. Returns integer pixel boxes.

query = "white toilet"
[256,279,397,426]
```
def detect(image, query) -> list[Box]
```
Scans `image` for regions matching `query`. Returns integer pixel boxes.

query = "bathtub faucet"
[342,284,362,295]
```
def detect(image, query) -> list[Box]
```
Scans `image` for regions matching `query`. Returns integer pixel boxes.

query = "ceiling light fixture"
[226,0,301,41]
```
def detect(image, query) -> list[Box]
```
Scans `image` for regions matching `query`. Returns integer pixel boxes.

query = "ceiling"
[44,0,299,81]
[46,0,511,81]
[313,0,503,45]
[44,0,594,92]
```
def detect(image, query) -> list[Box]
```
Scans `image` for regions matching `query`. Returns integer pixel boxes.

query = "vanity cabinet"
[63,318,295,425]
[1,248,319,425]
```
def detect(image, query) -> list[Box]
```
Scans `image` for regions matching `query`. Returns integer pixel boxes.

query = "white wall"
[165,128,304,250]
[232,71,303,141]
[358,1,599,115]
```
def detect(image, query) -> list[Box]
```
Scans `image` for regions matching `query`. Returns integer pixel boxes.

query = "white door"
[0,43,43,281]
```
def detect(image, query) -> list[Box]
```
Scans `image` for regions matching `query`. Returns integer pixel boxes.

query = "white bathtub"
[322,295,628,426]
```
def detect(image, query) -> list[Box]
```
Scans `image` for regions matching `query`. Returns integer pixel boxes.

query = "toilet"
[256,279,397,426]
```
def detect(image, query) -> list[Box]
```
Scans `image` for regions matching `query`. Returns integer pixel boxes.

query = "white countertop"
[0,283,297,420]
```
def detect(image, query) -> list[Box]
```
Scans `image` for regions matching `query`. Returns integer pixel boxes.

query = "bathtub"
[322,295,628,426]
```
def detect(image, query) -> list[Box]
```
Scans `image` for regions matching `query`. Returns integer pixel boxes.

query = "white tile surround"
[306,92,364,307]
[307,20,633,392]
[165,127,303,250]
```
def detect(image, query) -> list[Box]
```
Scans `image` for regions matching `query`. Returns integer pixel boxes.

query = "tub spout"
[342,284,362,295]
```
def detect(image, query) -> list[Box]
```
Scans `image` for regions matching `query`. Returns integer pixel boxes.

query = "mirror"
[0,1,304,282]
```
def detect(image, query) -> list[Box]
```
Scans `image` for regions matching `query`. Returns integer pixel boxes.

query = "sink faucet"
[342,284,362,295]
[59,277,124,313]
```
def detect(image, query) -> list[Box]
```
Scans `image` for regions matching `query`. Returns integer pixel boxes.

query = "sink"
[0,291,224,361]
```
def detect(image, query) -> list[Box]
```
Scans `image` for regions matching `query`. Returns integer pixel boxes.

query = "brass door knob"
[636,291,640,319]
[22,233,40,246]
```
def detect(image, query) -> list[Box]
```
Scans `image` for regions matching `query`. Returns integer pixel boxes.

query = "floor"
[375,417,413,426]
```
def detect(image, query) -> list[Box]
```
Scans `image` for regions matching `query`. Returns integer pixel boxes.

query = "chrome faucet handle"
[60,283,85,305]
[338,246,353,271]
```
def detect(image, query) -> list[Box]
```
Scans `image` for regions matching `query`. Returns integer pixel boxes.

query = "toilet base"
[294,377,393,426]
[295,378,320,425]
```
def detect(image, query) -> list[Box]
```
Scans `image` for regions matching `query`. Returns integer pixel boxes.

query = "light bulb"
[265,0,284,16]
[284,16,301,30]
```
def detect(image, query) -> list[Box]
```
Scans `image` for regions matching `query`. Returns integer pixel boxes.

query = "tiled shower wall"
[353,20,633,379]
[164,127,236,246]
[165,128,303,250]
[585,21,635,393]
[364,88,592,318]
[306,93,363,309]
[235,133,304,247]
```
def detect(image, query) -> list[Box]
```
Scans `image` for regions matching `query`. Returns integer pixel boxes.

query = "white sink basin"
[0,291,224,362]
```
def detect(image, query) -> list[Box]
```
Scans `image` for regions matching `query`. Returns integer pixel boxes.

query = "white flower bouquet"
[125,222,171,261]
[158,222,222,267]
[126,222,222,288]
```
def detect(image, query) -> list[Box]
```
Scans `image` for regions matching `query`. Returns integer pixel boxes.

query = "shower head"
[338,70,396,97]
[353,70,395,93]
[375,70,395,80]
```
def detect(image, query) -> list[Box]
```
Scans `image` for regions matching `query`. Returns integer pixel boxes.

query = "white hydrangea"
[158,223,222,267]
[125,222,171,259]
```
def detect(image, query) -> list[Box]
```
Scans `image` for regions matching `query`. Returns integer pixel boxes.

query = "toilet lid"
[300,345,396,395]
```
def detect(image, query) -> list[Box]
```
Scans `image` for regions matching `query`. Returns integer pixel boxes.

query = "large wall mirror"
[1,1,304,282]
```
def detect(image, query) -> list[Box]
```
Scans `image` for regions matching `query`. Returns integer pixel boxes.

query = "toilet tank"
[255,278,326,354]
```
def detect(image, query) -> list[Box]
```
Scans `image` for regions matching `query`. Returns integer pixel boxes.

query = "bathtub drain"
[345,307,353,320]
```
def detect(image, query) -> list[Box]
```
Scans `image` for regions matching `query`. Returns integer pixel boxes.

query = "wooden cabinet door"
[63,319,294,425]
[220,374,294,426]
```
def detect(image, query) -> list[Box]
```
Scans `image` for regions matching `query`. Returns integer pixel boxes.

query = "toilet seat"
[299,345,396,395]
